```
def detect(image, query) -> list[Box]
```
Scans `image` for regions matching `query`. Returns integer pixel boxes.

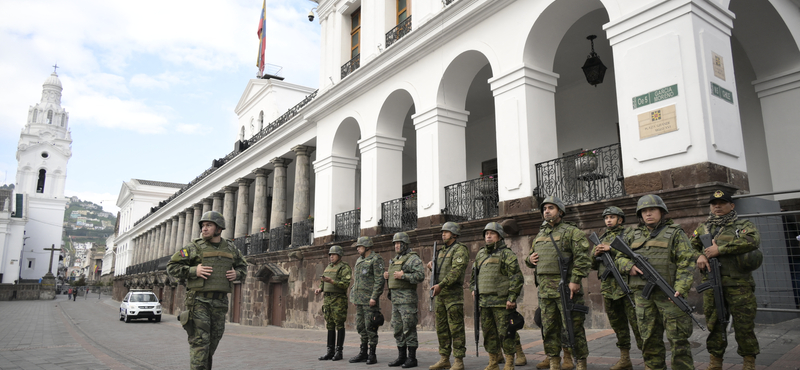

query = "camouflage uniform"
[167,237,248,370]
[350,250,385,346]
[434,240,470,359]
[388,250,425,347]
[591,225,642,351]
[320,259,352,330]
[690,217,761,359]
[527,220,591,360]
[617,219,700,370]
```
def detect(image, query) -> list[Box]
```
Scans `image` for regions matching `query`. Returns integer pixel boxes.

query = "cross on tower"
[43,244,59,274]
[52,63,59,74]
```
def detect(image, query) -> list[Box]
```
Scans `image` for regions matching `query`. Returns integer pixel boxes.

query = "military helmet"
[506,310,525,337]
[636,194,668,216]
[736,249,763,273]
[328,245,344,257]
[198,211,225,230]
[483,222,507,239]
[355,236,373,248]
[541,196,566,216]
[392,232,411,245]
[602,206,626,222]
[533,307,543,329]
[441,221,461,236]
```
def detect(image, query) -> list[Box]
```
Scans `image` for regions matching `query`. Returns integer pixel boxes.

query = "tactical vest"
[323,263,347,294]
[533,225,574,275]
[436,242,465,289]
[388,252,417,290]
[477,246,510,297]
[627,225,679,289]
[187,239,235,293]
[701,222,751,279]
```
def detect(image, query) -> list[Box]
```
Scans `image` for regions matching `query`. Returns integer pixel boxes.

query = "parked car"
[120,290,162,323]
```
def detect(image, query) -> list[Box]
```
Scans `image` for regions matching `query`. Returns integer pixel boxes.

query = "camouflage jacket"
[388,250,425,305]
[166,238,248,294]
[591,225,633,299]
[319,261,352,294]
[526,220,591,299]
[470,240,523,308]
[435,241,469,306]
[349,251,385,305]
[690,218,760,287]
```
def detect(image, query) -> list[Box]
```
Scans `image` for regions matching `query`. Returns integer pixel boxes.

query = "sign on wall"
[638,104,678,140]
[710,82,734,104]
[632,84,679,109]
[712,52,726,80]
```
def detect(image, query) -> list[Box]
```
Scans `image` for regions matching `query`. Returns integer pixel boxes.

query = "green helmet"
[198,211,225,230]
[441,222,461,236]
[328,245,344,257]
[355,236,373,248]
[483,222,507,239]
[736,249,763,273]
[602,206,625,222]
[636,194,668,216]
[392,232,411,245]
[541,196,566,216]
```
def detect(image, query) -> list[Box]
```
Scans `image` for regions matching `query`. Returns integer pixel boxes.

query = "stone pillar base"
[416,214,447,230]
[40,273,56,300]
[624,162,749,195]
[498,196,536,216]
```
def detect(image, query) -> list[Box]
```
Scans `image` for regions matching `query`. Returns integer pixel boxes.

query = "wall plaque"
[638,104,678,140]
[712,52,725,80]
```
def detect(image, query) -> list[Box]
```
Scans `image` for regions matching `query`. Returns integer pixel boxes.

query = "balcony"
[341,54,360,79]
[269,225,292,252]
[334,208,361,242]
[125,256,170,276]
[292,218,314,247]
[534,143,625,205]
[443,176,499,222]
[380,194,417,235]
[386,16,412,49]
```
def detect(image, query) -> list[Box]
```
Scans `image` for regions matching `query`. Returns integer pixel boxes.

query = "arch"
[437,50,494,110]
[376,89,416,137]
[332,117,362,157]
[730,0,800,79]
[523,0,605,70]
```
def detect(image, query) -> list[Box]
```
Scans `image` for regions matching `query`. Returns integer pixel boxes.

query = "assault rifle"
[550,235,589,348]
[430,241,438,312]
[587,232,635,307]
[473,262,480,357]
[696,234,729,326]
[609,236,706,331]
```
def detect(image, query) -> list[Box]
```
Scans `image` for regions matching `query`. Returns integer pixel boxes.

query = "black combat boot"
[366,344,378,365]
[402,347,418,368]
[319,330,336,360]
[388,346,407,367]
[350,343,369,363]
[332,329,345,361]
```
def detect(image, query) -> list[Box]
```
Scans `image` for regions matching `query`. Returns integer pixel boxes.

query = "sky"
[0,0,320,215]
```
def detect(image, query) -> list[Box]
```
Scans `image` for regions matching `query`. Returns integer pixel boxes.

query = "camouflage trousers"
[323,293,348,330]
[435,301,466,358]
[187,296,228,370]
[604,295,643,350]
[540,295,588,359]
[391,303,419,347]
[480,307,515,355]
[634,289,693,370]
[704,285,759,358]
[355,304,381,345]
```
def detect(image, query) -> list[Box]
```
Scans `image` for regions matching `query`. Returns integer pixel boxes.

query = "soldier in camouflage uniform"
[384,232,425,368]
[167,211,248,370]
[315,245,352,361]
[616,194,706,370]
[427,222,470,370]
[591,206,642,370]
[690,190,761,370]
[349,236,385,365]
[526,196,591,370]
[470,222,524,370]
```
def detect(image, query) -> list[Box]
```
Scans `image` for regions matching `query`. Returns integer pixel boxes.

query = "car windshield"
[131,294,157,302]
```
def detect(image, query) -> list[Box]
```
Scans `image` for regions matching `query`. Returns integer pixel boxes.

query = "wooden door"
[269,283,284,326]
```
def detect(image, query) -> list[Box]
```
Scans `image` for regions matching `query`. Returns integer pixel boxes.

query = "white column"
[313,155,359,238]
[357,135,406,228]
[222,186,237,240]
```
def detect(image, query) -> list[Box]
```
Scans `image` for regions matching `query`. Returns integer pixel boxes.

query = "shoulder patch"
[180,248,188,258]
[456,257,464,263]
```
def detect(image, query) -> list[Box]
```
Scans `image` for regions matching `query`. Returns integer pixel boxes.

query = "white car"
[120,290,162,323]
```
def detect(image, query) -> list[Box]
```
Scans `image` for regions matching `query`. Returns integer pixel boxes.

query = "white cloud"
[175,123,203,134]
[130,72,182,90]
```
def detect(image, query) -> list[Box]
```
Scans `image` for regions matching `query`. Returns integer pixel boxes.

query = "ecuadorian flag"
[256,0,267,76]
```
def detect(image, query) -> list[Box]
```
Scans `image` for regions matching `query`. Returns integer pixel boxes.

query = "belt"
[196,292,227,299]
[324,292,345,297]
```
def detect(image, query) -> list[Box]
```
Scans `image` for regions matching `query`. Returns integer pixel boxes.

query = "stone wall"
[0,283,44,300]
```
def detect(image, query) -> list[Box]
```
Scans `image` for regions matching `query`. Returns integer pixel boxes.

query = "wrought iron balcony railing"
[233,237,249,256]
[335,208,361,242]
[341,54,361,79]
[125,256,170,276]
[381,195,417,235]
[248,232,269,255]
[292,219,314,247]
[443,176,499,222]
[386,16,412,48]
[269,225,292,252]
[534,143,625,205]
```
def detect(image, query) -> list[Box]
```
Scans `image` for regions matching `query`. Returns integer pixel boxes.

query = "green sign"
[710,82,734,104]
[632,84,679,109]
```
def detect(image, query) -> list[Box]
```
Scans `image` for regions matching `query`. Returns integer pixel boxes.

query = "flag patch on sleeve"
[180,249,188,258]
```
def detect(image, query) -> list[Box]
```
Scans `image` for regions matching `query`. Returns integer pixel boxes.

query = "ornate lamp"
[581,35,607,87]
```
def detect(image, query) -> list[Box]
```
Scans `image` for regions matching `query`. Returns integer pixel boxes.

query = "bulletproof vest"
[533,225,574,275]
[323,263,347,294]
[187,239,235,293]
[628,225,679,289]
[353,253,379,299]
[477,245,510,297]
[436,242,465,291]
[388,251,417,290]
[702,222,751,280]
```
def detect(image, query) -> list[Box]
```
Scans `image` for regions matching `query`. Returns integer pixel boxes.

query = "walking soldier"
[316,245,352,361]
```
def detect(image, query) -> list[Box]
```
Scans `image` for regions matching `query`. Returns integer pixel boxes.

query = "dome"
[43,72,62,89]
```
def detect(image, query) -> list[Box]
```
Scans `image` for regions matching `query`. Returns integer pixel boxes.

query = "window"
[250,122,255,136]
[259,111,264,131]
[47,110,53,124]
[32,110,38,123]
[397,0,409,23]
[351,8,361,59]
[36,169,46,193]
[61,115,66,127]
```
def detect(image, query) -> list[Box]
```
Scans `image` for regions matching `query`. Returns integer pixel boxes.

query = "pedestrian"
[690,189,761,370]
[166,211,248,370]
[315,245,352,361]
[526,196,591,370]
[349,236,385,365]
[471,222,523,370]
[73,288,77,301]
[616,194,707,370]
[427,222,469,370]
[68,287,73,300]
[384,232,424,368]
[591,206,642,369]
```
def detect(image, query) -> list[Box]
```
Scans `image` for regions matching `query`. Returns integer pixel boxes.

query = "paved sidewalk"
[0,295,798,369]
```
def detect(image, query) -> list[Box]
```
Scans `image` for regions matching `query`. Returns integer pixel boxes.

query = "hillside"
[62,197,117,253]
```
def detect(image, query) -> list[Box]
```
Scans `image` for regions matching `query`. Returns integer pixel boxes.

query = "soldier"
[526,196,591,370]
[427,222,470,370]
[349,236,385,365]
[690,190,761,370]
[470,222,524,370]
[315,245,352,361]
[166,211,248,370]
[616,194,707,370]
[384,232,425,368]
[591,206,642,370]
